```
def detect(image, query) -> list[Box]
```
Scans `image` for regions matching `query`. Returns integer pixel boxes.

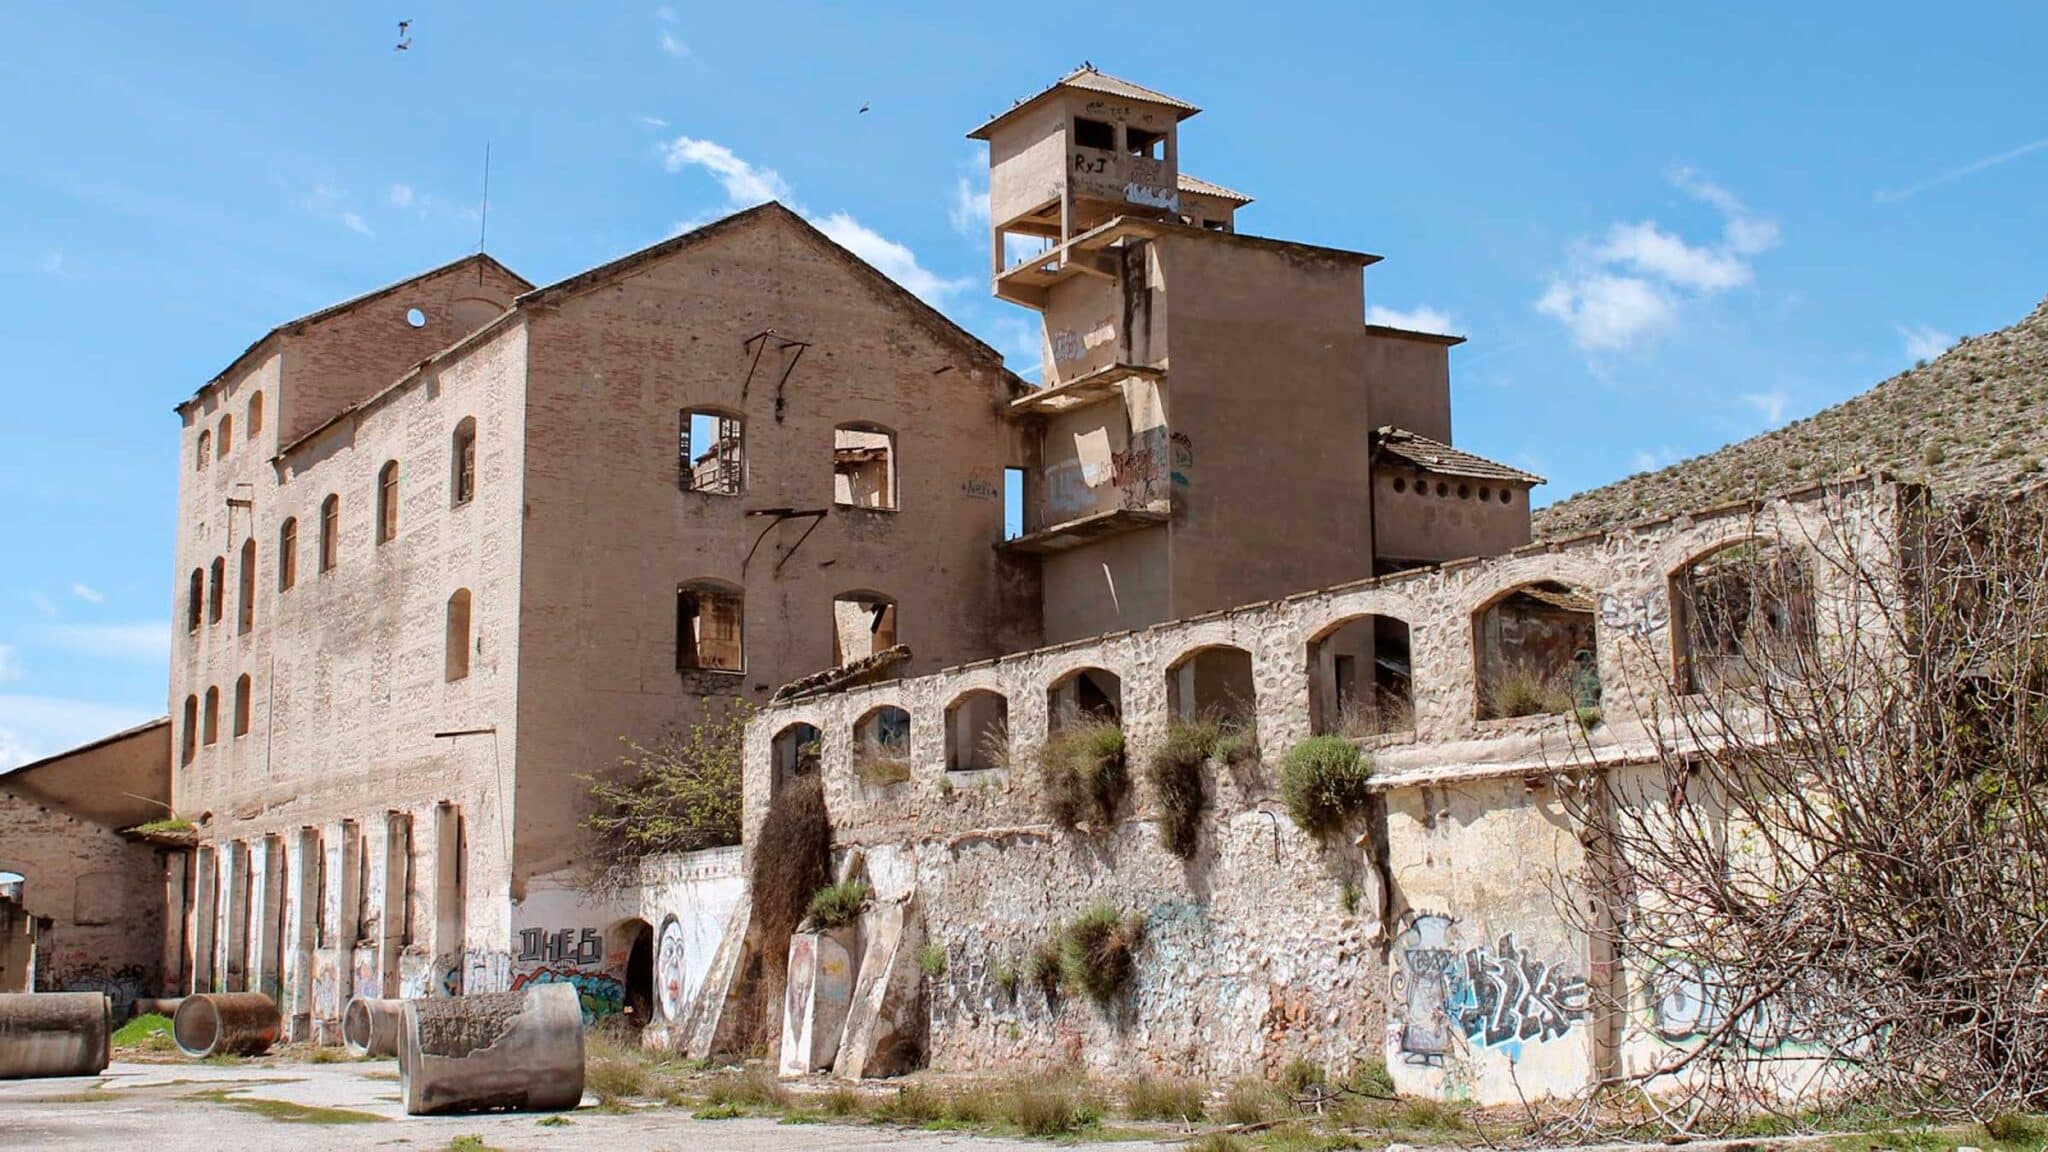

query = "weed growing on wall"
[1059,904,1146,1006]
[581,699,747,892]
[803,879,869,930]
[1040,719,1128,827]
[1148,718,1218,858]
[1027,930,1065,999]
[1279,735,1374,835]
[751,774,831,953]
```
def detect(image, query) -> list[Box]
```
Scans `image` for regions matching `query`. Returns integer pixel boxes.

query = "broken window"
[237,537,256,634]
[233,674,251,737]
[771,723,822,791]
[1674,539,1816,695]
[247,391,263,437]
[852,705,912,785]
[833,424,896,510]
[1308,615,1414,737]
[831,592,897,665]
[679,410,744,495]
[1475,581,1601,720]
[187,568,204,632]
[319,494,340,572]
[196,429,211,470]
[278,519,297,592]
[445,588,472,682]
[203,686,220,745]
[208,556,225,624]
[677,580,744,672]
[1126,125,1166,160]
[1048,667,1122,731]
[945,690,1009,772]
[376,460,400,544]
[218,414,233,460]
[451,417,477,507]
[1073,116,1116,151]
[1166,644,1257,729]
[181,695,198,765]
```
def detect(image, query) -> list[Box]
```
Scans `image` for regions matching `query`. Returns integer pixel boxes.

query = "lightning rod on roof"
[477,142,491,273]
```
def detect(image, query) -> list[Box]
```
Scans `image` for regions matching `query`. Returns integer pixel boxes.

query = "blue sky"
[3,3,2045,766]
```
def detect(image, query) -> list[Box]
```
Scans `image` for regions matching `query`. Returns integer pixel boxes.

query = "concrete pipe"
[0,993,112,1079]
[173,992,280,1058]
[343,996,404,1059]
[399,984,585,1115]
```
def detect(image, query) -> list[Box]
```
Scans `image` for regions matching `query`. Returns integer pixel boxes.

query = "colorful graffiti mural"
[1646,959,1852,1056]
[511,964,625,1023]
[517,926,603,966]
[1391,913,1589,1066]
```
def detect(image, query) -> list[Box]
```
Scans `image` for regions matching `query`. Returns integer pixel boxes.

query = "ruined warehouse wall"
[0,794,167,1011]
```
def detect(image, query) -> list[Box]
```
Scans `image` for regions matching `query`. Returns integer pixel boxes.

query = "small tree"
[581,699,747,893]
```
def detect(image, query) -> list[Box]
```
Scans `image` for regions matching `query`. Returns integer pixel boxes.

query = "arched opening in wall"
[1673,538,1817,695]
[187,569,204,632]
[319,495,340,571]
[833,423,897,510]
[831,591,897,667]
[195,429,210,470]
[1475,581,1601,720]
[615,918,655,1026]
[1165,645,1257,729]
[208,557,225,623]
[676,580,743,672]
[678,409,744,495]
[1307,615,1414,737]
[203,687,220,745]
[233,674,251,737]
[771,723,822,792]
[376,461,400,545]
[1048,667,1122,732]
[278,519,297,592]
[945,690,1010,772]
[237,538,256,634]
[247,391,263,437]
[181,696,198,765]
[450,417,477,507]
[217,413,232,460]
[445,589,472,681]
[852,705,912,786]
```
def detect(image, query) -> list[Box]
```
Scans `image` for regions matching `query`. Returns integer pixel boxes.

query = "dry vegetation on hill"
[1534,295,2048,539]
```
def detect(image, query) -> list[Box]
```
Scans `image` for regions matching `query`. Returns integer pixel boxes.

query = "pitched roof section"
[0,716,169,781]
[970,67,1199,139]
[1178,172,1252,205]
[1375,427,1545,486]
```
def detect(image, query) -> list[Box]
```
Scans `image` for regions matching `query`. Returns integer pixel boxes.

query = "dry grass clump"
[751,774,831,947]
[1005,1076,1104,1136]
[1147,718,1217,858]
[1060,904,1147,1006]
[854,752,911,786]
[702,1066,787,1110]
[1123,1073,1207,1122]
[1335,692,1414,738]
[1278,736,1374,835]
[1027,931,1065,998]
[1041,719,1128,827]
[582,1022,653,1102]
[1220,1077,1282,1125]
[803,879,869,930]
[1485,658,1578,718]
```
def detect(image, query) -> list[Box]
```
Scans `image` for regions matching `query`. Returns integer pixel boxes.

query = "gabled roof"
[1375,427,1545,486]
[970,67,1200,140]
[179,253,531,414]
[1178,172,1252,206]
[0,716,169,781]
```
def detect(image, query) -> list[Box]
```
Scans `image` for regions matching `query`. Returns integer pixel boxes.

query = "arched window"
[278,518,297,592]
[1048,667,1122,731]
[1672,539,1816,695]
[319,494,340,571]
[187,568,205,632]
[451,417,477,507]
[679,409,744,494]
[217,413,233,459]
[852,705,912,785]
[247,391,263,436]
[203,686,220,745]
[831,591,897,666]
[945,690,1009,772]
[833,423,897,510]
[208,556,225,623]
[237,538,256,634]
[196,429,211,470]
[181,695,198,765]
[376,461,400,544]
[1308,615,1414,736]
[677,580,743,671]
[445,588,472,682]
[1475,581,1601,720]
[771,723,822,789]
[232,674,252,737]
[1165,644,1257,727]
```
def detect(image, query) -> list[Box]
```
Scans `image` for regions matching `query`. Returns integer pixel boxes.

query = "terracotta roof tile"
[1375,427,1545,485]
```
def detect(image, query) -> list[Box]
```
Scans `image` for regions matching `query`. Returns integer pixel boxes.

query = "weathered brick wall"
[0,791,166,1011]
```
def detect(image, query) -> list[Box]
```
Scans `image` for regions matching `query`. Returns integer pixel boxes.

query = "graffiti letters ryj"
[1392,913,1590,1067]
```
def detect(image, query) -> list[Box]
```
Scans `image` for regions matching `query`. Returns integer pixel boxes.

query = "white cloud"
[659,30,688,57]
[813,212,970,304]
[662,137,792,206]
[1899,324,1953,363]
[0,645,19,682]
[388,183,415,208]
[1876,136,2048,204]
[340,211,372,236]
[655,4,677,20]
[29,591,56,618]
[45,620,171,663]
[1536,169,1777,351]
[988,316,1046,382]
[637,115,669,129]
[950,174,989,238]
[70,583,103,604]
[1741,390,1791,427]
[1632,446,1679,473]
[0,695,159,773]
[302,185,374,236]
[1365,304,1459,336]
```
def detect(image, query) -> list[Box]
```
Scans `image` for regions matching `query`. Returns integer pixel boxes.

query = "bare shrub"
[751,774,830,962]
[1147,718,1217,858]
[580,701,746,892]
[1040,719,1127,827]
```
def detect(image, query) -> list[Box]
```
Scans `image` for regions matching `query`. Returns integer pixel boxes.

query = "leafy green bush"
[1059,904,1146,1005]
[1040,720,1128,827]
[804,879,869,930]
[582,702,747,891]
[1147,719,1217,858]
[1279,736,1374,834]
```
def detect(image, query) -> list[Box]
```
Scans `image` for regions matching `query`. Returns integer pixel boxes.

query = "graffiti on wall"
[517,926,603,966]
[1646,959,1853,1056]
[512,964,624,1022]
[1600,589,1670,637]
[55,962,146,1015]
[1391,913,1590,1067]
[657,918,688,1022]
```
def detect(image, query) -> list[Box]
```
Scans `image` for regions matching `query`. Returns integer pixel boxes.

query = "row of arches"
[193,391,263,471]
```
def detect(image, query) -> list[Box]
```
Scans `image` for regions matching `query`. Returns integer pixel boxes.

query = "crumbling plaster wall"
[740,480,1901,1096]
[0,792,167,1012]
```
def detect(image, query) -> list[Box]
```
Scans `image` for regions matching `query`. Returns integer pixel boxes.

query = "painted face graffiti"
[657,918,688,1022]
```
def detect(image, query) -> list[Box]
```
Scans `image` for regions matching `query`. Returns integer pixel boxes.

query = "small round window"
[405,307,427,328]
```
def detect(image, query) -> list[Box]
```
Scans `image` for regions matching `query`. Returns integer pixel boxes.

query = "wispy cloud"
[388,183,415,209]
[1632,446,1680,473]
[1899,324,1953,363]
[70,583,103,604]
[45,620,171,663]
[950,174,989,238]
[1536,169,1778,352]
[40,250,67,277]
[1876,137,2048,204]
[0,694,160,772]
[340,211,372,235]
[655,5,688,56]
[661,136,967,303]
[302,185,374,237]
[637,115,669,129]
[1741,390,1791,427]
[28,592,56,619]
[1366,304,1459,336]
[0,645,19,683]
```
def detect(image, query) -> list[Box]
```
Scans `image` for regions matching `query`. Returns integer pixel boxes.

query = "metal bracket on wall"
[740,329,810,423]
[741,507,829,575]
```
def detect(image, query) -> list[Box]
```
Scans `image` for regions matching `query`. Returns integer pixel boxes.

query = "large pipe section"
[399,984,584,1115]
[172,992,280,1058]
[343,996,404,1059]
[0,993,112,1079]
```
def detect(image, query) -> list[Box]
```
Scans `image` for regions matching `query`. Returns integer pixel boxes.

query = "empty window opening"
[278,519,297,592]
[1309,615,1414,737]
[1674,540,1817,695]
[376,461,400,544]
[445,588,473,682]
[832,592,897,666]
[1476,581,1601,720]
[232,674,251,737]
[237,538,256,634]
[187,569,205,632]
[218,414,232,460]
[1166,644,1257,729]
[945,690,1010,772]
[319,495,340,571]
[1126,125,1166,160]
[451,417,478,507]
[679,410,744,495]
[852,705,912,786]
[771,723,822,791]
[247,392,264,437]
[1073,117,1116,151]
[181,696,198,764]
[203,686,220,745]
[1048,667,1122,732]
[1004,467,1025,540]
[833,424,897,510]
[195,429,211,470]
[677,580,743,672]
[208,557,225,624]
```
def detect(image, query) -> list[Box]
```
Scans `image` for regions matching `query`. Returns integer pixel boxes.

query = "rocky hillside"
[1534,294,2048,540]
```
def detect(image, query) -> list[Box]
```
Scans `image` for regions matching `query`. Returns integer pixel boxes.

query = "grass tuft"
[112,1012,175,1052]
[1123,1073,1207,1122]
[1059,904,1146,1006]
[1040,719,1128,827]
[1279,736,1373,834]
[1147,719,1216,858]
[804,879,869,930]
